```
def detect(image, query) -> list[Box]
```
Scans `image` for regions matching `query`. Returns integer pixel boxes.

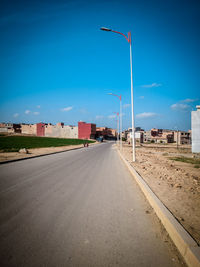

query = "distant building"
[173,131,191,145]
[143,130,151,142]
[148,129,174,143]
[192,105,200,153]
[127,131,143,143]
[78,121,96,139]
[142,128,191,144]
[135,127,144,132]
[122,127,144,143]
[96,127,116,140]
[122,128,132,140]
[36,123,46,137]
[21,124,36,135]
[135,132,144,143]
[110,128,117,138]
[122,130,129,139]
[0,123,21,134]
[44,123,53,136]
[45,123,78,139]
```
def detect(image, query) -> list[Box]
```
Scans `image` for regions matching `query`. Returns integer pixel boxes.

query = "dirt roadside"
[0,142,98,163]
[120,143,200,246]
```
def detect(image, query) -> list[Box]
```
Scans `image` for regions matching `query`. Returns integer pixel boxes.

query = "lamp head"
[100,27,112,31]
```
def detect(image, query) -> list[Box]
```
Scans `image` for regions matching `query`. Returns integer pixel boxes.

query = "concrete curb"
[0,143,99,165]
[117,149,200,267]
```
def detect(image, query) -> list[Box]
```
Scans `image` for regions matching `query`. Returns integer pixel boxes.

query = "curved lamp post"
[114,112,120,145]
[101,27,135,161]
[108,93,122,150]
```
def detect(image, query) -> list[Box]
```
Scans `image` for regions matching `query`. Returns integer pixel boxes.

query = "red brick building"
[78,121,96,139]
[36,123,45,137]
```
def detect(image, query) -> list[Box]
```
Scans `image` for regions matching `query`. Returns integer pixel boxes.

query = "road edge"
[117,148,200,267]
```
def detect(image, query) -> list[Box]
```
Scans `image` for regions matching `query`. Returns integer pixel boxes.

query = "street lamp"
[101,27,136,162]
[114,112,120,145]
[108,93,122,150]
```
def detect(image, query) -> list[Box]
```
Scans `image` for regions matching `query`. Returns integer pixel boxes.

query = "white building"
[127,131,143,143]
[191,105,200,153]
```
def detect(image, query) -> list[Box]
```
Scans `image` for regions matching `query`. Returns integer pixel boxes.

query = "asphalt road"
[0,142,184,267]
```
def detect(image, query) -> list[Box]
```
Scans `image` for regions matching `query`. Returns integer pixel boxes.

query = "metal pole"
[120,99,122,150]
[130,35,135,162]
[177,130,178,150]
[117,116,119,146]
[100,27,135,159]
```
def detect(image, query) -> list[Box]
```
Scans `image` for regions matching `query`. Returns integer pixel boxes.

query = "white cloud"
[33,111,40,115]
[181,98,198,103]
[61,106,73,112]
[170,103,190,111]
[25,110,31,114]
[13,113,19,118]
[139,96,144,99]
[95,115,104,119]
[123,103,131,108]
[136,112,157,119]
[141,83,162,88]
[108,115,116,119]
[37,105,41,109]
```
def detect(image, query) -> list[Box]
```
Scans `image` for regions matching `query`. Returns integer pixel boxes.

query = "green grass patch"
[194,165,200,168]
[169,156,200,166]
[162,152,169,156]
[0,136,95,152]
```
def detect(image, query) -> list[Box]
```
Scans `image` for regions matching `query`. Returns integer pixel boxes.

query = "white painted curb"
[117,149,200,267]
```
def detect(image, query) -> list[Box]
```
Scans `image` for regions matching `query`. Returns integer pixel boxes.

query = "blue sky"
[0,0,199,131]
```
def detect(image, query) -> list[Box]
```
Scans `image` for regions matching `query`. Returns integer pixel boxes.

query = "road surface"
[0,142,184,266]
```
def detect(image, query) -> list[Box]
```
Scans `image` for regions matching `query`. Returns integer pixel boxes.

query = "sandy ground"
[0,142,98,162]
[120,143,200,246]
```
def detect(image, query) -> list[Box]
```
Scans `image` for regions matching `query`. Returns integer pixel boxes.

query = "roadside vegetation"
[0,136,95,152]
[169,156,200,168]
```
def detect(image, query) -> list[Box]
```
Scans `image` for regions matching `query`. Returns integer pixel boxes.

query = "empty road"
[0,142,184,267]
